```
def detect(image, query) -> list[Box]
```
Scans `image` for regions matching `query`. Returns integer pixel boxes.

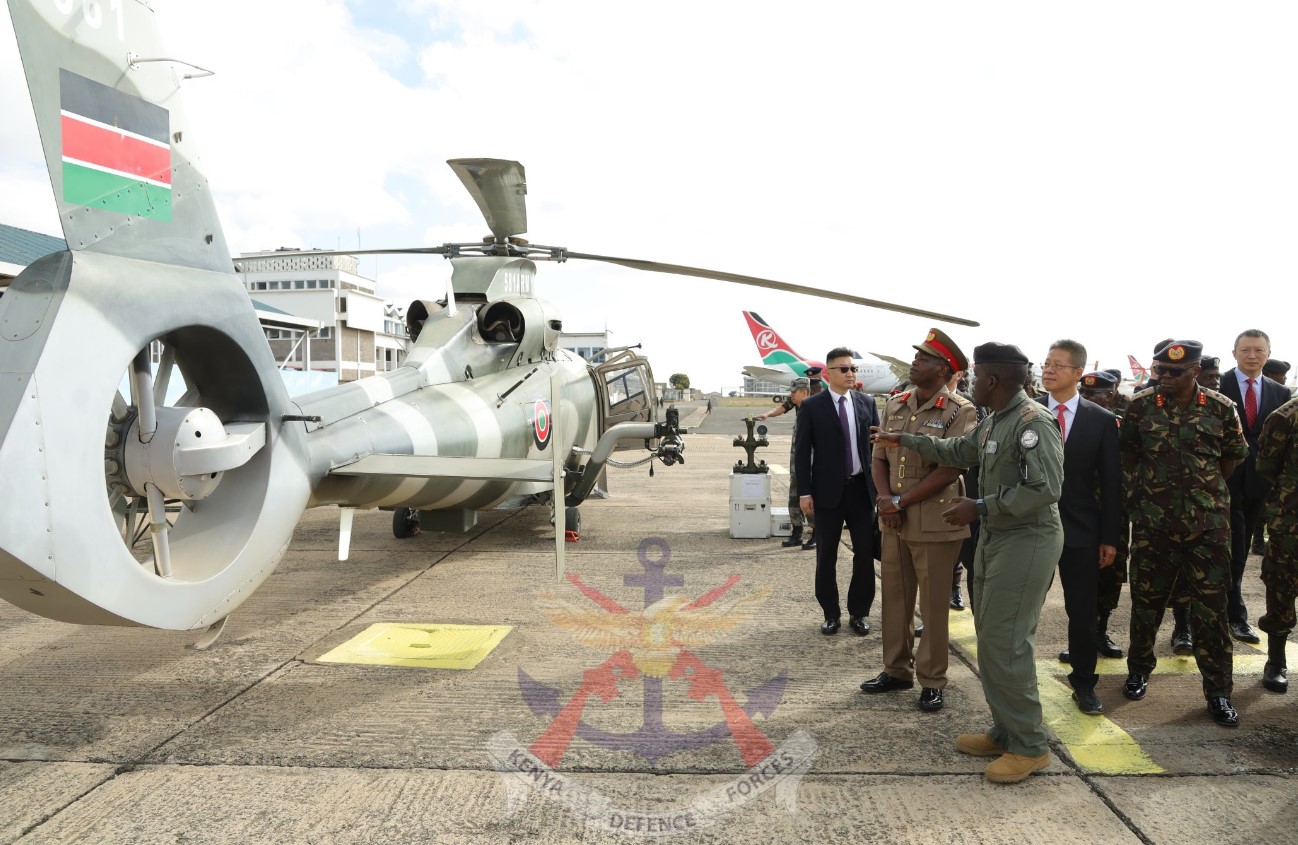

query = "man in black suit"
[1038,342,1121,715]
[1220,329,1290,644]
[795,346,879,635]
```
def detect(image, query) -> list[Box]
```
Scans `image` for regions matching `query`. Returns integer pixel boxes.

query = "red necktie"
[838,395,854,477]
[1245,378,1258,428]
[1055,404,1067,442]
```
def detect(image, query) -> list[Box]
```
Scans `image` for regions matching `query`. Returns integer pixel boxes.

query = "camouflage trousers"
[787,448,811,531]
[1097,518,1131,617]
[1259,532,1298,638]
[1127,526,1233,699]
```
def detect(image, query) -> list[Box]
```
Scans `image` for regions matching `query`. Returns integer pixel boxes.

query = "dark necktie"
[1246,377,1258,428]
[838,395,853,477]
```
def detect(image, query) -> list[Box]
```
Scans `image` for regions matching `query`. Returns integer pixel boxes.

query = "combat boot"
[801,529,817,550]
[984,752,1050,784]
[1096,612,1124,658]
[1262,634,1288,694]
[781,527,803,548]
[1171,621,1194,656]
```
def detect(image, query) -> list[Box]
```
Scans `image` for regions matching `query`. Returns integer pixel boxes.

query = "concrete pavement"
[1,401,1295,843]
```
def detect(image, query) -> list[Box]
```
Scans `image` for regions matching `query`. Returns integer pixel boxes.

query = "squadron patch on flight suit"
[1020,429,1039,449]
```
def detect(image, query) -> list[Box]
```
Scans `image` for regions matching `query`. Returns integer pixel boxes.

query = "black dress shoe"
[1207,697,1239,726]
[1230,622,1261,644]
[919,688,944,711]
[821,618,840,635]
[859,672,914,693]
[1097,632,1124,659]
[780,532,803,548]
[1171,628,1194,656]
[1058,650,1071,664]
[950,587,965,611]
[849,616,870,635]
[1072,687,1104,715]
[1122,672,1148,700]
[801,533,817,550]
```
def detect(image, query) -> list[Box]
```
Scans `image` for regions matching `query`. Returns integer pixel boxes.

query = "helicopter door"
[592,350,656,437]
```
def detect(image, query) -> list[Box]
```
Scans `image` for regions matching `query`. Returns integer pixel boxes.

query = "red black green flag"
[59,68,172,221]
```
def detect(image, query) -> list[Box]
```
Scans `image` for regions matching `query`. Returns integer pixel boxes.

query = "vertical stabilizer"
[7,0,232,274]
[741,311,806,367]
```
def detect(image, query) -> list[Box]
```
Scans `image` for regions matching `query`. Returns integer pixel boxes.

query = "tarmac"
[1,400,1295,844]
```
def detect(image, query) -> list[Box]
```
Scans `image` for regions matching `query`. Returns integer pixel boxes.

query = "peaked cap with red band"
[913,328,968,373]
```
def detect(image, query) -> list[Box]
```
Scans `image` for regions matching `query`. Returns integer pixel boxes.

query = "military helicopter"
[0,0,977,639]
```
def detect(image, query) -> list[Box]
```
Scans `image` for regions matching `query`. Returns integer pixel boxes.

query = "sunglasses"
[1152,364,1196,378]
[829,366,858,374]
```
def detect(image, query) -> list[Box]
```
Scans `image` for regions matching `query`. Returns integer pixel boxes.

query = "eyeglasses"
[829,366,858,373]
[1040,362,1081,372]
[1152,364,1196,378]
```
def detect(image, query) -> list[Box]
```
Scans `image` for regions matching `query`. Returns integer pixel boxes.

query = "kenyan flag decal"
[533,399,552,450]
[59,68,172,221]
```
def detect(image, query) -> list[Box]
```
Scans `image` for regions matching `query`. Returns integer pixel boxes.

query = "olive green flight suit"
[902,389,1064,756]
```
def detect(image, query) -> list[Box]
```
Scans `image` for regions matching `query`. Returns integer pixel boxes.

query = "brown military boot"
[984,752,1051,783]
[956,733,1005,757]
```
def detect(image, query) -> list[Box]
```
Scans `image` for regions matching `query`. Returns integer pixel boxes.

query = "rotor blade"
[153,343,175,407]
[145,484,172,578]
[130,349,158,444]
[447,158,528,241]
[236,246,450,262]
[566,252,980,327]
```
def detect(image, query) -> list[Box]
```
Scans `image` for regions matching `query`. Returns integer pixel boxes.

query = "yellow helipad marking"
[949,610,1161,774]
[317,623,511,669]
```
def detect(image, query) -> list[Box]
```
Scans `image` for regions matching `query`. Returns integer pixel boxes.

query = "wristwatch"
[891,495,903,511]
[975,498,988,516]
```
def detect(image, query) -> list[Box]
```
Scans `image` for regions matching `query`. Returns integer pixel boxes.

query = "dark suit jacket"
[1220,369,1289,499]
[1037,395,1121,549]
[795,389,879,510]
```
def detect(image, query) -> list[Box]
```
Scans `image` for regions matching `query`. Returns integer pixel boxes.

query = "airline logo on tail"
[742,311,808,368]
[1127,355,1149,380]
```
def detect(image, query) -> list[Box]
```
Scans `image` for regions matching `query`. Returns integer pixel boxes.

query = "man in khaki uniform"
[863,329,977,712]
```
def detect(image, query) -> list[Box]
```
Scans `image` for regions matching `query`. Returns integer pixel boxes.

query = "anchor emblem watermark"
[486,538,818,836]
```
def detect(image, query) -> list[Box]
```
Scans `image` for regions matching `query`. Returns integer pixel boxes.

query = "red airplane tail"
[1127,355,1149,380]
[742,311,804,364]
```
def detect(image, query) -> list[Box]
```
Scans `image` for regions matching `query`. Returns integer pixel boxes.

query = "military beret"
[972,342,1030,365]
[1263,359,1290,377]
[804,366,823,376]
[1200,356,1221,371]
[913,328,968,373]
[1153,340,1202,364]
[1080,371,1119,388]
[790,377,811,391]
[1103,368,1123,381]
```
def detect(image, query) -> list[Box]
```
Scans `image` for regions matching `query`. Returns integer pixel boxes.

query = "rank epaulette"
[934,395,946,409]
[1198,390,1207,406]
[896,391,912,404]
[948,392,970,406]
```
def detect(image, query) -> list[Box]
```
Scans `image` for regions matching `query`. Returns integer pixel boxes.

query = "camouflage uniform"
[903,388,1064,756]
[1257,397,1298,637]
[784,398,806,532]
[1119,385,1249,698]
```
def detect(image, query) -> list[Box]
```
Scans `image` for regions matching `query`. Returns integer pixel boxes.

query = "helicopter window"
[604,367,647,413]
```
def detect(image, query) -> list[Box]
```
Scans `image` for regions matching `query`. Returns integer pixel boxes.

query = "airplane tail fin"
[1127,355,1149,380]
[742,311,805,367]
[0,0,310,630]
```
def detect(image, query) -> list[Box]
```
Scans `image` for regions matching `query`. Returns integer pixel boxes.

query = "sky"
[2,1,1297,392]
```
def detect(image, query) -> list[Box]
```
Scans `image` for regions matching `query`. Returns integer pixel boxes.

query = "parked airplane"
[1127,355,1150,382]
[740,311,901,393]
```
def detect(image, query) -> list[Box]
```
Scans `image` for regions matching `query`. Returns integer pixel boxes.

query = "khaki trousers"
[880,533,963,688]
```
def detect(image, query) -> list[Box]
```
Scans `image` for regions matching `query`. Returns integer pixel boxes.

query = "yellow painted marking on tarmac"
[317,623,511,669]
[1039,676,1165,774]
[947,607,978,661]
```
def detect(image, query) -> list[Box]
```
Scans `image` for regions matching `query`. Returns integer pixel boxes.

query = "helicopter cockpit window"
[603,367,647,414]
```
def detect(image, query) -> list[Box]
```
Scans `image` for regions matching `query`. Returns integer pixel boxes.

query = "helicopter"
[0,0,977,640]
